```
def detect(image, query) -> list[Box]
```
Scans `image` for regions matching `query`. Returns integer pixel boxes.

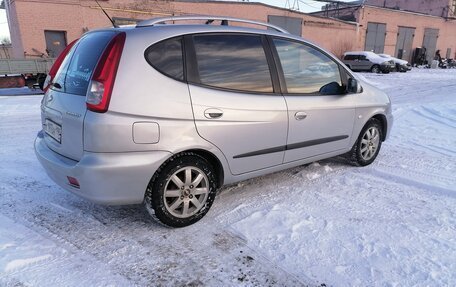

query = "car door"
[348,55,360,70]
[359,55,373,71]
[187,33,288,175]
[270,37,356,163]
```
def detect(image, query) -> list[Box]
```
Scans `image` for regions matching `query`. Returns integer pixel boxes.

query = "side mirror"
[348,78,363,93]
[319,81,344,95]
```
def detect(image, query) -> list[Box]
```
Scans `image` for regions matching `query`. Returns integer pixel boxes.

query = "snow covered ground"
[0,69,455,286]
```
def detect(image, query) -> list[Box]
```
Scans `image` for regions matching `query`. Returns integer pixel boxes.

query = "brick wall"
[359,6,456,59]
[6,0,358,58]
[365,0,452,18]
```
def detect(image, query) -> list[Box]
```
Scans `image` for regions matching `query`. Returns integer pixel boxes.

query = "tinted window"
[145,37,184,80]
[53,31,114,96]
[274,38,342,94]
[344,55,357,60]
[193,34,273,93]
[359,55,367,61]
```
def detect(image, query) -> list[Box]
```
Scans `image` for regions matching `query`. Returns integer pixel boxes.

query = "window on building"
[192,34,273,93]
[273,38,342,94]
[145,37,184,81]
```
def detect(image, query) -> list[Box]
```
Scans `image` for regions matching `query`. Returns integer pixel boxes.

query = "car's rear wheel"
[145,153,217,227]
[346,119,383,166]
[371,65,381,73]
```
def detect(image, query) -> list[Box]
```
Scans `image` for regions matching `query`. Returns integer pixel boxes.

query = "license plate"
[45,119,62,143]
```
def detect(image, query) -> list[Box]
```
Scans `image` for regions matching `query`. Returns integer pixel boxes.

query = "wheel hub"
[163,166,210,218]
[360,127,380,161]
[183,188,191,197]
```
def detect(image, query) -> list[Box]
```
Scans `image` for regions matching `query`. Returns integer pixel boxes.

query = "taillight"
[42,39,78,93]
[67,176,80,188]
[86,32,126,113]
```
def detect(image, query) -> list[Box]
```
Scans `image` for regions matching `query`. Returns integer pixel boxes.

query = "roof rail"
[136,15,289,34]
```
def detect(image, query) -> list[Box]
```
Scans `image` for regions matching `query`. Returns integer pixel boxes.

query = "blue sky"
[0,9,8,41]
[0,0,356,41]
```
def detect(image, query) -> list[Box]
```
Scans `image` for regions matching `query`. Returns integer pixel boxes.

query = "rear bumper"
[34,131,171,205]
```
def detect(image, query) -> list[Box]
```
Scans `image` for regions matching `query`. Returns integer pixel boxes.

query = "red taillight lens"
[42,39,78,92]
[67,176,80,188]
[86,32,126,113]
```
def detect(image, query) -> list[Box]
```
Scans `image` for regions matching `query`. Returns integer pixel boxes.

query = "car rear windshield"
[52,31,115,96]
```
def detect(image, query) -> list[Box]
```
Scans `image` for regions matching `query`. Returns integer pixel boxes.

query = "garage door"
[395,26,415,62]
[422,28,439,64]
[365,22,386,53]
[268,15,302,36]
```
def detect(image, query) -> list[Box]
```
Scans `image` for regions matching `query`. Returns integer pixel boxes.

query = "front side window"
[145,37,184,80]
[192,34,273,93]
[273,38,342,94]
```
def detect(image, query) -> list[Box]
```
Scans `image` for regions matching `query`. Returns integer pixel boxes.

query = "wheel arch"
[151,149,225,189]
[184,149,225,188]
[371,114,388,141]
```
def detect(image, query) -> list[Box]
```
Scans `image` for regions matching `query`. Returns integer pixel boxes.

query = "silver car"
[35,16,393,227]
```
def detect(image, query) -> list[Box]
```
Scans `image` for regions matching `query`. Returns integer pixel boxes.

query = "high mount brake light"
[86,32,126,113]
[42,39,78,93]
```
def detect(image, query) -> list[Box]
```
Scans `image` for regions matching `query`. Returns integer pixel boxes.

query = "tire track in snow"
[1,176,305,287]
[362,168,455,199]
[412,108,456,129]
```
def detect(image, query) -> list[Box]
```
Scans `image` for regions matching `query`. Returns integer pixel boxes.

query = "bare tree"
[331,39,354,60]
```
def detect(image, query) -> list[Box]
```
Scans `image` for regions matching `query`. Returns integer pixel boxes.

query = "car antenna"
[94,0,118,28]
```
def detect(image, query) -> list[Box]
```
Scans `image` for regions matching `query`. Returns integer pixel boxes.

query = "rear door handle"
[204,108,223,119]
[294,111,307,120]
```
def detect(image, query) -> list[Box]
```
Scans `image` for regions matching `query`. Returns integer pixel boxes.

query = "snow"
[0,69,455,286]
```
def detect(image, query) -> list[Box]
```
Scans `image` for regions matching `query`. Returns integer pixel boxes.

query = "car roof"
[91,23,300,41]
[344,51,377,56]
[86,22,349,72]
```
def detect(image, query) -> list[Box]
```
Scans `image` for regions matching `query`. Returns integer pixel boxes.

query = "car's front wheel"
[145,153,217,227]
[346,119,383,166]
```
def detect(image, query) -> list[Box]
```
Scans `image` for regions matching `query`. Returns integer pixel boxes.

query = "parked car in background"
[378,54,412,72]
[343,51,395,73]
[35,16,393,227]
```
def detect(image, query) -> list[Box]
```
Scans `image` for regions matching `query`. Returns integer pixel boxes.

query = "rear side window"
[52,31,114,96]
[344,55,357,60]
[145,37,184,80]
[192,34,273,93]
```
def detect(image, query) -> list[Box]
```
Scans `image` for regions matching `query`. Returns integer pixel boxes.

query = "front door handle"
[294,111,307,120]
[204,108,223,119]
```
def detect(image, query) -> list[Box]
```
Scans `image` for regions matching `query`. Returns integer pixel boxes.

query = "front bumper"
[380,64,396,72]
[398,64,412,71]
[34,132,171,205]
[385,113,394,140]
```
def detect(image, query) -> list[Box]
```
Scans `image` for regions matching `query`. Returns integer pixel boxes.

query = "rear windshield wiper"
[51,82,62,89]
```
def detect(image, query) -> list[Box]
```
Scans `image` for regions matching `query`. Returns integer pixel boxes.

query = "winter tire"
[145,153,217,227]
[346,118,383,166]
[371,65,381,73]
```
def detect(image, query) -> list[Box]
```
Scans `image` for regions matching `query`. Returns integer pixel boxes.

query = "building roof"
[174,0,358,26]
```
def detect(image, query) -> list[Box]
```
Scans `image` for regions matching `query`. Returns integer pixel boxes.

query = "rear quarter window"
[52,31,115,96]
[145,37,184,81]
